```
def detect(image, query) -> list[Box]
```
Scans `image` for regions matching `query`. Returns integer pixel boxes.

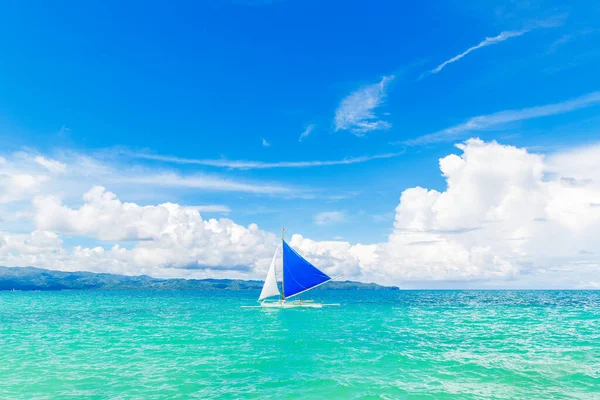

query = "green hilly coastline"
[0,266,398,291]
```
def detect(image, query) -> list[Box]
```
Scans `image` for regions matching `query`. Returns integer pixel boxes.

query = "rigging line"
[286,273,345,299]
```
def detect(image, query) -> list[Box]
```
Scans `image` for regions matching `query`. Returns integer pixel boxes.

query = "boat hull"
[241,300,340,309]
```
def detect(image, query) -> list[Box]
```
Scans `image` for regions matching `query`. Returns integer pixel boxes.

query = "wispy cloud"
[546,29,597,55]
[1,150,307,199]
[298,125,315,142]
[129,151,404,169]
[185,205,231,213]
[427,30,529,75]
[314,211,345,226]
[547,34,574,54]
[401,91,600,145]
[34,156,67,174]
[261,138,270,147]
[424,16,566,77]
[334,75,395,135]
[115,173,297,195]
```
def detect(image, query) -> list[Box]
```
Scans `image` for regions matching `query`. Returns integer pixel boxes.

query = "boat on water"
[242,228,342,309]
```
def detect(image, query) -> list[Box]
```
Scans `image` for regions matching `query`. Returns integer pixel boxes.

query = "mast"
[281,226,285,300]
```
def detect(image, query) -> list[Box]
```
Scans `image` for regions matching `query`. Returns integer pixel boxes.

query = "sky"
[1,0,599,288]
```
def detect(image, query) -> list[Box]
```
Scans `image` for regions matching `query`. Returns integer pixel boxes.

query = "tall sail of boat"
[258,245,280,301]
[242,228,342,308]
[282,240,332,298]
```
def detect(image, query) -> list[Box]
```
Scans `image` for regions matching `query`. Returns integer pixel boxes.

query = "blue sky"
[1,1,599,286]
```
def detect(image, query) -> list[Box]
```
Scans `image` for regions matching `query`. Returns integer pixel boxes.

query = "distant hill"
[0,266,399,291]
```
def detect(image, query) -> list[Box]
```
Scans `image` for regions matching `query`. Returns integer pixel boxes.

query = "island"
[0,266,399,291]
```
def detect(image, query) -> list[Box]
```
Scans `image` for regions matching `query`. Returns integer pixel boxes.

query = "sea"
[1,290,599,399]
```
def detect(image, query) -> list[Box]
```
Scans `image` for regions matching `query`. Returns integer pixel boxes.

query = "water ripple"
[1,290,599,399]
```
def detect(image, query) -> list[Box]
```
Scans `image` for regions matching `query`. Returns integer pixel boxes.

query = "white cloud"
[314,211,345,226]
[298,125,315,142]
[0,227,276,280]
[377,139,600,285]
[0,153,51,204]
[0,150,303,200]
[276,139,600,287]
[547,34,574,54]
[0,173,48,204]
[0,230,149,277]
[545,143,600,182]
[116,173,297,195]
[128,151,403,169]
[261,138,270,147]
[34,156,66,173]
[186,205,231,213]
[33,186,227,241]
[403,91,600,145]
[334,76,394,135]
[428,30,528,75]
[577,280,600,289]
[26,186,279,274]
[2,140,600,288]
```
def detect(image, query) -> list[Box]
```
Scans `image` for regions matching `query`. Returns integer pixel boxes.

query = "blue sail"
[283,240,331,298]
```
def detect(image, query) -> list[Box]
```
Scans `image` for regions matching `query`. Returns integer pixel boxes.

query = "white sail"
[258,245,280,301]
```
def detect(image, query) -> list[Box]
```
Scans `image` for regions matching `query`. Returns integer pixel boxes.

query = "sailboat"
[242,228,342,308]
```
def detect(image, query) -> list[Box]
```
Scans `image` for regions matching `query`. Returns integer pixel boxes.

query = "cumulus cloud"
[34,186,192,241]
[377,139,600,284]
[31,186,277,270]
[0,230,151,277]
[0,173,48,204]
[334,76,394,135]
[545,142,600,181]
[279,139,600,286]
[2,140,600,288]
[0,153,52,203]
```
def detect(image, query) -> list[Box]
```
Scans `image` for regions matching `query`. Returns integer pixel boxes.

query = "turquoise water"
[1,291,599,399]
